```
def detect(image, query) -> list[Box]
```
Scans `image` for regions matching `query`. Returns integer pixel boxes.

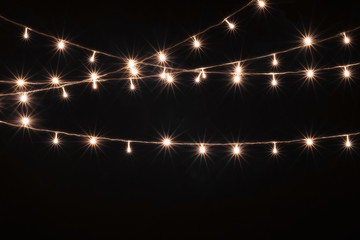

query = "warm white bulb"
[199,144,206,154]
[21,117,30,127]
[306,69,314,78]
[306,138,314,146]
[90,51,96,63]
[345,136,352,148]
[167,74,174,83]
[258,0,266,8]
[53,137,59,145]
[195,76,201,83]
[159,52,166,62]
[344,34,350,44]
[234,75,241,84]
[193,38,201,48]
[163,138,172,147]
[344,68,351,78]
[57,40,65,49]
[160,70,166,79]
[131,68,138,76]
[271,78,278,86]
[62,88,68,98]
[20,93,28,103]
[23,28,29,39]
[272,55,278,66]
[127,141,132,153]
[304,37,312,46]
[52,77,60,84]
[89,137,97,145]
[130,80,135,90]
[128,60,135,69]
[235,65,242,74]
[17,79,25,86]
[233,145,241,155]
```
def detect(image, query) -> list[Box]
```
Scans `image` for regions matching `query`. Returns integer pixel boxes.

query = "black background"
[1,0,360,239]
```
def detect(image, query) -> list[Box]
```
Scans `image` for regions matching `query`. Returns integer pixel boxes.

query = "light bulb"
[304,37,312,46]
[130,79,135,90]
[90,51,96,63]
[166,74,174,83]
[344,67,351,78]
[271,75,278,86]
[17,79,25,87]
[158,52,166,62]
[235,64,242,74]
[53,133,59,145]
[62,87,68,98]
[131,68,138,76]
[160,69,166,79]
[199,144,206,154]
[128,60,135,69]
[23,28,29,39]
[272,143,278,154]
[21,117,30,127]
[306,69,315,79]
[127,141,132,153]
[89,137,97,146]
[345,136,352,148]
[193,38,201,48]
[20,93,28,103]
[306,138,314,146]
[272,54,278,66]
[233,145,241,155]
[57,40,65,50]
[258,0,266,8]
[52,77,60,84]
[163,138,172,147]
[343,33,350,44]
[234,75,241,84]
[225,19,235,30]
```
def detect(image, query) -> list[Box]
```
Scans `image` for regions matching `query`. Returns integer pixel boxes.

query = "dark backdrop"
[0,0,360,239]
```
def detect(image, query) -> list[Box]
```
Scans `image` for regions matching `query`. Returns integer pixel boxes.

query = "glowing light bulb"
[225,19,235,30]
[271,74,278,86]
[90,51,96,63]
[235,63,242,74]
[304,37,312,46]
[163,138,172,147]
[345,135,352,148]
[17,79,25,87]
[20,93,28,103]
[306,138,314,146]
[53,133,59,145]
[166,74,174,83]
[201,69,206,79]
[89,137,97,146]
[272,142,278,154]
[131,68,138,76]
[233,145,241,155]
[344,67,351,78]
[62,87,68,98]
[21,117,30,127]
[127,141,132,153]
[234,75,241,84]
[258,0,266,8]
[199,144,206,154]
[57,40,65,50]
[92,81,97,89]
[158,52,166,62]
[193,37,201,48]
[306,69,315,79]
[52,77,60,84]
[129,79,135,90]
[195,75,201,83]
[272,54,278,66]
[343,33,350,44]
[128,60,135,69]
[160,68,166,79]
[23,28,29,39]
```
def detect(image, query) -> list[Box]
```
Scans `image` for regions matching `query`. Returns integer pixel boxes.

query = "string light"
[89,137,97,146]
[57,40,65,50]
[271,74,278,87]
[20,93,28,103]
[129,78,135,90]
[304,36,313,46]
[62,87,68,98]
[306,138,314,147]
[90,51,96,63]
[21,117,30,127]
[199,144,207,154]
[195,72,201,83]
[166,73,174,84]
[272,142,278,154]
[127,141,132,153]
[23,27,29,39]
[257,0,266,8]
[345,135,352,148]
[233,62,242,84]
[306,69,315,79]
[53,132,59,145]
[91,73,98,89]
[51,77,60,85]
[193,37,201,49]
[272,54,278,66]
[16,78,26,87]
[160,68,166,79]
[233,144,241,156]
[224,19,236,30]
[233,75,241,84]
[162,138,172,147]
[343,32,351,44]
[158,52,167,63]
[343,67,351,78]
